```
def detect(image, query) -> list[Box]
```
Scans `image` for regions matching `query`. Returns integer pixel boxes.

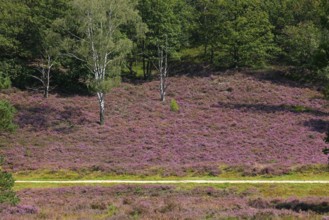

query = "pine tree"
[217,0,277,68]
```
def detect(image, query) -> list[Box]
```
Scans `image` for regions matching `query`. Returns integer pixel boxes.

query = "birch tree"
[156,40,169,102]
[32,30,62,98]
[66,0,144,125]
[24,0,69,98]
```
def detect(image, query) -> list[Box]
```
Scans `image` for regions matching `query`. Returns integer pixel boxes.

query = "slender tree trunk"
[142,41,147,80]
[160,73,166,102]
[98,92,105,125]
[147,60,151,79]
[210,46,214,64]
[44,67,50,98]
[129,59,133,75]
[44,87,49,98]
[158,42,168,102]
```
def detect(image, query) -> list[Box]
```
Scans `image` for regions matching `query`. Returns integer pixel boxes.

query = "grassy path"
[15,180,329,184]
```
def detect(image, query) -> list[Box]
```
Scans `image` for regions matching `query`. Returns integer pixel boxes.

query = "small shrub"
[170,99,179,112]
[107,204,118,216]
[0,74,11,90]
[0,101,17,132]
[0,156,19,209]
[292,105,311,113]
[248,198,271,209]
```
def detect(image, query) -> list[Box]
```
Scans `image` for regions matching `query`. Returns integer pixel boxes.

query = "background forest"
[1,0,329,95]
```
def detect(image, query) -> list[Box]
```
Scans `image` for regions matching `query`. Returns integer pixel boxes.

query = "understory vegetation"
[2,185,329,219]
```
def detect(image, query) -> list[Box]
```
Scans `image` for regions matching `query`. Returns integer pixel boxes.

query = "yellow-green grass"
[12,165,329,198]
[13,165,329,181]
[13,182,329,198]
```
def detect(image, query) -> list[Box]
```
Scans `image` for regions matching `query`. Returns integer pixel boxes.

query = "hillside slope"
[1,70,328,175]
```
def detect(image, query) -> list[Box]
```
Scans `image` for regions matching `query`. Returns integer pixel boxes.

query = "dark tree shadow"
[303,119,329,133]
[242,68,323,90]
[276,200,329,214]
[15,105,91,133]
[213,102,329,117]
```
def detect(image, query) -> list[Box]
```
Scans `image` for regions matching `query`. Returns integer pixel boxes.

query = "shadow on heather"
[241,69,322,90]
[304,119,329,133]
[213,102,329,117]
[275,200,329,214]
[15,105,91,133]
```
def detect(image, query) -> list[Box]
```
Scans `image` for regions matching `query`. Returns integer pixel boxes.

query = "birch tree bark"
[158,45,168,102]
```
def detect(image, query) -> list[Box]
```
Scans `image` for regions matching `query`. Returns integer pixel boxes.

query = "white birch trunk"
[159,41,168,102]
[98,92,105,125]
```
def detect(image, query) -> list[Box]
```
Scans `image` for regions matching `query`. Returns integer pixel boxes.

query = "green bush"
[170,99,180,112]
[323,84,329,100]
[0,156,19,207]
[0,101,17,132]
[318,66,329,99]
[0,75,11,90]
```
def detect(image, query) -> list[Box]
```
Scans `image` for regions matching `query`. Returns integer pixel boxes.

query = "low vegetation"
[0,156,19,210]
[1,185,329,219]
[0,101,16,132]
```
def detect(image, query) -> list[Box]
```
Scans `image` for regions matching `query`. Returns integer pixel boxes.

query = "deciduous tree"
[65,0,144,125]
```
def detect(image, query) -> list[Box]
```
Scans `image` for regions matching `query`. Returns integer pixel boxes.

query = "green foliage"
[170,99,180,112]
[0,172,19,206]
[283,22,322,68]
[1,0,329,94]
[216,0,277,68]
[318,65,329,99]
[0,156,19,207]
[64,0,142,87]
[0,74,11,90]
[138,0,192,53]
[0,1,30,57]
[87,77,121,94]
[107,204,118,217]
[0,101,17,132]
[291,105,311,113]
[136,0,193,78]
[0,60,32,89]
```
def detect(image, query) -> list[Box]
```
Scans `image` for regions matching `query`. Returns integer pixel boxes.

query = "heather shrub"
[241,165,291,177]
[0,100,17,132]
[170,99,179,112]
[248,198,271,209]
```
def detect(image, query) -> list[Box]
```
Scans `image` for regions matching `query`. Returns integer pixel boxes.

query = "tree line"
[0,0,329,124]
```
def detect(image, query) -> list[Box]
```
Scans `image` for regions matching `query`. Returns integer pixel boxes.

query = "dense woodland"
[0,0,329,124]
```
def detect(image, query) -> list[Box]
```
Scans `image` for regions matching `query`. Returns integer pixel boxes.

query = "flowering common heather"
[0,71,328,175]
[1,185,326,219]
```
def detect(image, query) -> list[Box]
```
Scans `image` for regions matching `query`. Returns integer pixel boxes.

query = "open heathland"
[1,70,329,176]
[2,185,329,219]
